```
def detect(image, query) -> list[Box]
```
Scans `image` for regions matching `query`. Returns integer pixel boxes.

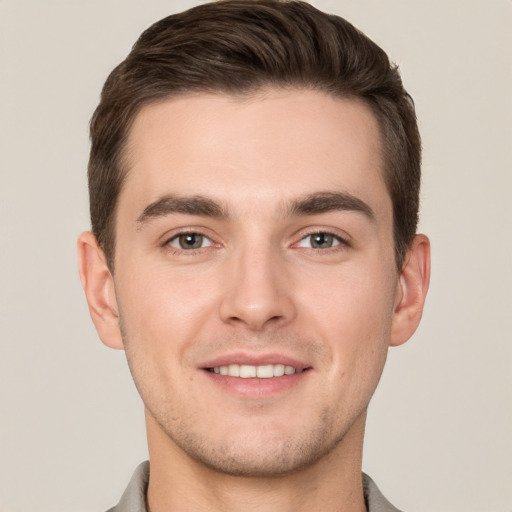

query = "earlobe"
[77,231,124,350]
[389,234,431,347]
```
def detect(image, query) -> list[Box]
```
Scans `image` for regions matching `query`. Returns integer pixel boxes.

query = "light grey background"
[1,1,511,510]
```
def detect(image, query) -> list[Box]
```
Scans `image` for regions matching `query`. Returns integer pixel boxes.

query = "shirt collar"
[108,461,402,512]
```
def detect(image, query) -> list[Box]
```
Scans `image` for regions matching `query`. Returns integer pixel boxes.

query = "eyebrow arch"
[284,191,376,221]
[136,194,227,226]
[136,190,375,227]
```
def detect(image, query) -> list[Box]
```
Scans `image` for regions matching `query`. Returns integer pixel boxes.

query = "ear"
[390,234,431,347]
[77,231,124,350]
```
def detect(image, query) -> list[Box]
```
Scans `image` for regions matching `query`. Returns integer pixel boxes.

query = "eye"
[167,232,212,250]
[296,232,342,249]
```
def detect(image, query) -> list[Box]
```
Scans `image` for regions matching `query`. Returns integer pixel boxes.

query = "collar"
[107,461,403,512]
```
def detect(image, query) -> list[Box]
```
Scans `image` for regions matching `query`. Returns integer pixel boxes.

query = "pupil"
[312,233,332,248]
[179,234,202,249]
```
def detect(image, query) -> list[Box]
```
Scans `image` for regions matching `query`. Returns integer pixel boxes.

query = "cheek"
[311,270,393,417]
[303,260,395,332]
[114,262,220,363]
[300,261,396,377]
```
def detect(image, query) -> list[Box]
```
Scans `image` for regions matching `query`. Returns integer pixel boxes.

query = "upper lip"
[200,352,311,371]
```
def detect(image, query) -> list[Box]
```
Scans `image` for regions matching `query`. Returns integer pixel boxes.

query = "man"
[78,1,430,510]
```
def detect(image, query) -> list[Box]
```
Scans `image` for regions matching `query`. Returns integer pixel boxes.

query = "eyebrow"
[284,191,376,221]
[136,194,227,225]
[135,190,375,226]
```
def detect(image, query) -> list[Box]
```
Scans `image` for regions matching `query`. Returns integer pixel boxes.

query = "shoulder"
[106,461,149,512]
[362,473,405,512]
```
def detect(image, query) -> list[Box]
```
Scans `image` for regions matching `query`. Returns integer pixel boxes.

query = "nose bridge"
[219,235,294,330]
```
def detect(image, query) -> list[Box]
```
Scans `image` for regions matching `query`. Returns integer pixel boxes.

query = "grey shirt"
[107,461,403,512]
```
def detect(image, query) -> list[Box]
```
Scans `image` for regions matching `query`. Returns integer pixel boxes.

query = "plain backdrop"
[1,1,511,511]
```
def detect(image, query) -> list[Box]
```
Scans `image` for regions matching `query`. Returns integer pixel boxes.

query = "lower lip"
[202,369,310,397]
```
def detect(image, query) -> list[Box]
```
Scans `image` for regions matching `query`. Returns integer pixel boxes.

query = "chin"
[179,438,334,478]
[159,413,354,478]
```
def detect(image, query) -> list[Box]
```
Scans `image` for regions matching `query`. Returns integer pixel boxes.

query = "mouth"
[207,363,306,378]
[200,353,312,397]
[201,355,312,397]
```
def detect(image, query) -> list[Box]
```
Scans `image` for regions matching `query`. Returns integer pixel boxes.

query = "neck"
[145,410,368,512]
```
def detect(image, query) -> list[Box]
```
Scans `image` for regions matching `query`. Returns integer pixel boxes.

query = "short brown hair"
[88,0,421,271]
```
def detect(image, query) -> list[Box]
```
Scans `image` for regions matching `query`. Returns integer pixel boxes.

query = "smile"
[208,364,303,378]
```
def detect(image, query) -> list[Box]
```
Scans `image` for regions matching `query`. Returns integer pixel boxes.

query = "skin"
[78,89,430,512]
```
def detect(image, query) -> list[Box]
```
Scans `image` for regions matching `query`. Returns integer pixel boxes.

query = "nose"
[219,245,296,331]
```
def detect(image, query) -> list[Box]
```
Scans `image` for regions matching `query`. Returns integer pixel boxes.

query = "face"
[112,89,400,476]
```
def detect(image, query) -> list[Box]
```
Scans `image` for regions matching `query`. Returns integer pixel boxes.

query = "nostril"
[218,279,296,330]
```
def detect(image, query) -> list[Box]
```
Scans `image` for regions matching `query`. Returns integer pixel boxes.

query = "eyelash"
[162,228,350,256]
[162,230,215,255]
[294,230,350,252]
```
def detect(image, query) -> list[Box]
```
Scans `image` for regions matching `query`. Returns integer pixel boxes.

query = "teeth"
[239,364,257,378]
[284,365,296,375]
[228,364,240,377]
[273,364,285,377]
[210,364,299,378]
[257,364,273,378]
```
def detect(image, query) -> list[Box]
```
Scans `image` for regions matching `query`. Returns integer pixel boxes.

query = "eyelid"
[292,227,352,249]
[296,233,340,249]
[158,226,351,253]
[160,227,220,253]
[168,233,213,249]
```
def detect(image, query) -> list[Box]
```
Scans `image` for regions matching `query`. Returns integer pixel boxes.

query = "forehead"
[120,89,390,220]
